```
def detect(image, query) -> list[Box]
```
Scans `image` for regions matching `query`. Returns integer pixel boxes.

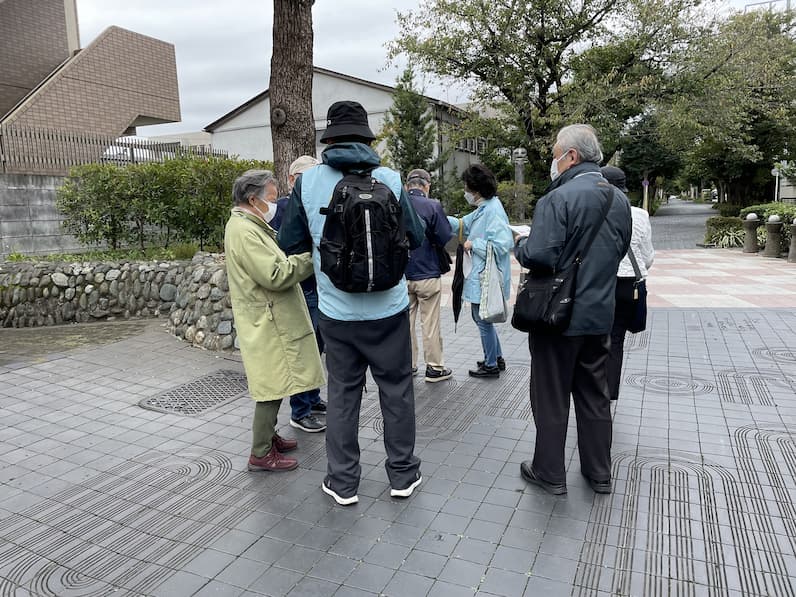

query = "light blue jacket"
[448,197,513,304]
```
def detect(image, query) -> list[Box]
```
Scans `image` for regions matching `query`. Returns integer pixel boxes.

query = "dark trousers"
[319,309,421,497]
[289,289,323,420]
[607,278,636,401]
[529,332,613,485]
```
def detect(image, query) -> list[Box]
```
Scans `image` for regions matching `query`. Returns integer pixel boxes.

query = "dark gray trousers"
[529,332,613,485]
[319,309,421,497]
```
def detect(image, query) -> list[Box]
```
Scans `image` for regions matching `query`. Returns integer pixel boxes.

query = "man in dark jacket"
[514,124,631,496]
[405,168,453,383]
[278,101,426,506]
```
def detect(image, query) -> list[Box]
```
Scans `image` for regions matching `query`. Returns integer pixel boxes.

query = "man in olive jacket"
[514,124,631,496]
[225,170,325,473]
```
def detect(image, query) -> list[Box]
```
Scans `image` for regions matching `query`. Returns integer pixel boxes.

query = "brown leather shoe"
[272,434,297,453]
[248,446,298,472]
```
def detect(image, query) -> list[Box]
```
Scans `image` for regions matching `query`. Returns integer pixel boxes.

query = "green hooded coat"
[224,208,325,401]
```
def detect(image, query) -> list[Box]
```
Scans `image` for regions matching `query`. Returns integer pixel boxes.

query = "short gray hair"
[232,169,277,205]
[556,124,603,164]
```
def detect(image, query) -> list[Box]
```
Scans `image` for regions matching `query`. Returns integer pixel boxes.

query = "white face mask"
[464,191,477,206]
[252,198,277,224]
[549,150,571,181]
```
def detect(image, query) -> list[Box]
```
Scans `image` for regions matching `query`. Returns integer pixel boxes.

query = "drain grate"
[139,369,248,415]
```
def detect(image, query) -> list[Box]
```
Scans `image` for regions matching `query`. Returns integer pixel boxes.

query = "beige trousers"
[407,277,444,370]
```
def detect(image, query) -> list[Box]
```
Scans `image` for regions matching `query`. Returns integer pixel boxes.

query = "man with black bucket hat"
[278,100,426,506]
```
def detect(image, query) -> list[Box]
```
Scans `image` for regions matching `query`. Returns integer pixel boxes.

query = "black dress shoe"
[584,475,612,494]
[477,356,506,371]
[520,461,567,495]
[468,364,500,378]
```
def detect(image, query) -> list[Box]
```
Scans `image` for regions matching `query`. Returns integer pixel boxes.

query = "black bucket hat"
[319,101,376,144]
[600,165,628,192]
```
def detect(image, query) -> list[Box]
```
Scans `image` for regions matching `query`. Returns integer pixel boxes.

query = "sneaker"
[248,446,298,472]
[272,433,297,453]
[520,461,566,495]
[290,414,327,433]
[477,356,506,371]
[310,400,327,414]
[411,366,418,374]
[391,474,422,498]
[468,364,500,378]
[322,480,358,506]
[425,367,452,383]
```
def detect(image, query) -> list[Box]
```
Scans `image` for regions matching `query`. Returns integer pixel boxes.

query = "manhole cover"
[140,369,248,415]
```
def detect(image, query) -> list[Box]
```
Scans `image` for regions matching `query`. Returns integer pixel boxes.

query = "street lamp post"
[512,148,528,221]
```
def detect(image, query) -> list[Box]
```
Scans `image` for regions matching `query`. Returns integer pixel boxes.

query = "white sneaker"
[322,480,358,506]
[390,475,422,498]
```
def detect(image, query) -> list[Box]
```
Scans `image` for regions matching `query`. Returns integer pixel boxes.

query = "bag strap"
[627,247,642,281]
[574,188,615,263]
[458,218,464,244]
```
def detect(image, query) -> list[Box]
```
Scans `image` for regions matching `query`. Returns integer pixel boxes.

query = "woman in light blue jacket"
[448,165,513,378]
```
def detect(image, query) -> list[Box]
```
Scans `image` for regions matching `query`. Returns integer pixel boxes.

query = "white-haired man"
[514,124,631,496]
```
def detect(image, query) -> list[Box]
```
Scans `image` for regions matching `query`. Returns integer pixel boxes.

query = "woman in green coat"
[224,170,325,472]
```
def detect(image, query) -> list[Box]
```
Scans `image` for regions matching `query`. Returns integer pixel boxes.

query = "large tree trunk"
[270,0,315,194]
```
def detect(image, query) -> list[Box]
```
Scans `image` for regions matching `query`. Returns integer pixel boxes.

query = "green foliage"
[382,65,438,177]
[656,11,796,205]
[6,252,26,262]
[705,216,742,245]
[497,181,534,222]
[739,202,796,224]
[619,115,681,198]
[390,0,709,184]
[434,166,467,216]
[57,155,272,252]
[716,204,743,217]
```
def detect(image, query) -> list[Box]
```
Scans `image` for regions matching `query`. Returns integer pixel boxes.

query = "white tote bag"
[479,241,508,323]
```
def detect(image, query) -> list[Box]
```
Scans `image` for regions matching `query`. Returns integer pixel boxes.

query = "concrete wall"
[0,174,83,258]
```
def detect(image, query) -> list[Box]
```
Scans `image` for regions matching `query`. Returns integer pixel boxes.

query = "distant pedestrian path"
[651,198,716,249]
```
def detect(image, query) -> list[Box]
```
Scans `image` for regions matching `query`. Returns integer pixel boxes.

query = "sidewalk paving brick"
[2,199,795,595]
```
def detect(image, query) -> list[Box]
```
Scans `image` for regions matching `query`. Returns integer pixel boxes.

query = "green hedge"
[705,216,743,247]
[714,203,743,217]
[56,155,273,252]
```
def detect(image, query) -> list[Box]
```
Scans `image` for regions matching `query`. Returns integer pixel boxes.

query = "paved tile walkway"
[1,201,795,596]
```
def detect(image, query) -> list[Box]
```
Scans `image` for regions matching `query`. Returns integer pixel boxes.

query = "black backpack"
[319,171,409,293]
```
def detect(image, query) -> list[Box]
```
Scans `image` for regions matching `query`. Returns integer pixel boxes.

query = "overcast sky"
[76,0,755,137]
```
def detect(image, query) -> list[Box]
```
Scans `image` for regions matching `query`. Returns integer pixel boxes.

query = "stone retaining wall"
[0,252,238,350]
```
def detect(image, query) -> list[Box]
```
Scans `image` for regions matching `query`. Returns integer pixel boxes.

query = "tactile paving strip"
[575,429,796,597]
[139,369,248,415]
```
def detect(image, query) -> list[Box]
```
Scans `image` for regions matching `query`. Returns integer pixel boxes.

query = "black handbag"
[626,248,647,333]
[434,244,452,275]
[512,191,614,333]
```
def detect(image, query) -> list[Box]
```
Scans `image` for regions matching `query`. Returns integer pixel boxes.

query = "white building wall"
[207,70,478,176]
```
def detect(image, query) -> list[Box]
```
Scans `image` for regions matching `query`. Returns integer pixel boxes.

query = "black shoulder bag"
[626,247,648,333]
[511,190,615,333]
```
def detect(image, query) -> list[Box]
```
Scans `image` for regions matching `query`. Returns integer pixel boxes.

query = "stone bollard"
[743,213,761,253]
[763,215,783,258]
[789,223,796,263]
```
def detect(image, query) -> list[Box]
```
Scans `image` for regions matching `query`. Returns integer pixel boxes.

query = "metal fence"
[0,125,228,175]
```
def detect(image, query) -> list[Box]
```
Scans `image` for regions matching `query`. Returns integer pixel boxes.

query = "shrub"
[57,154,273,252]
[705,216,743,245]
[716,203,743,217]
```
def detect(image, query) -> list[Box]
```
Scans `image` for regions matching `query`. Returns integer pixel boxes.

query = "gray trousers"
[529,333,613,485]
[319,309,421,498]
